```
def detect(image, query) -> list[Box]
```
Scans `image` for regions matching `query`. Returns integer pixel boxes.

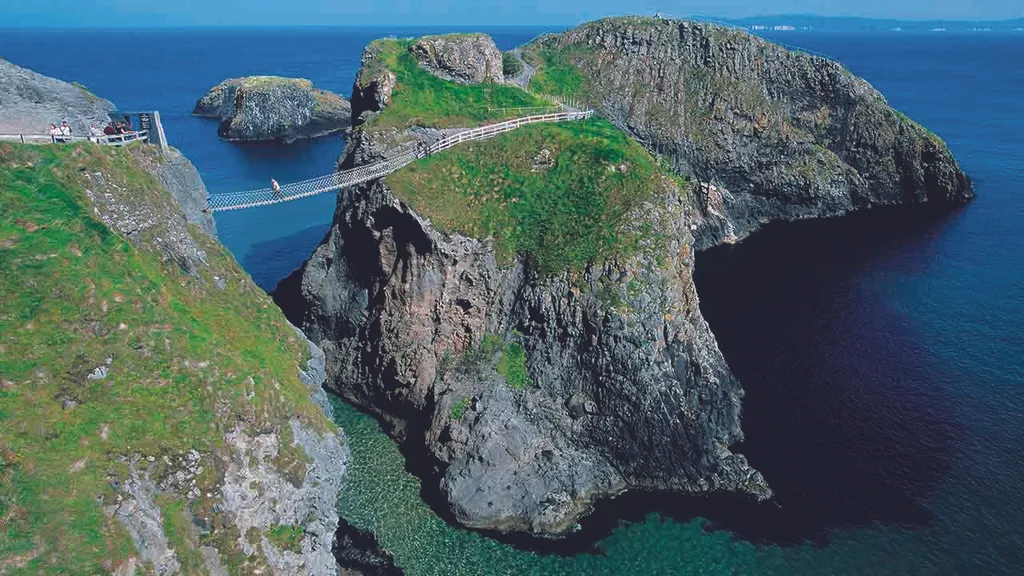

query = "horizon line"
[1,13,1022,29]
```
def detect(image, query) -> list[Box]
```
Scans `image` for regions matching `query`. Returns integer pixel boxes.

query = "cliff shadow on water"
[477,204,974,555]
[247,223,334,291]
[269,196,973,556]
[688,203,970,546]
[297,203,972,559]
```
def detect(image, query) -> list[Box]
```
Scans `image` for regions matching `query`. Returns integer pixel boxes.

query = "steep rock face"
[277,18,973,538]
[350,45,398,123]
[0,57,113,135]
[2,62,352,574]
[411,34,504,84]
[194,76,351,143]
[133,146,218,238]
[527,17,972,247]
[277,52,769,532]
[278,160,767,536]
[83,147,351,575]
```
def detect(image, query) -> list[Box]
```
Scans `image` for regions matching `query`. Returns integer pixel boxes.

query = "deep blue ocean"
[2,27,1021,574]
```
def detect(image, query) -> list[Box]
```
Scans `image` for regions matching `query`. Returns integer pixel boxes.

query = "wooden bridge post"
[151,111,169,153]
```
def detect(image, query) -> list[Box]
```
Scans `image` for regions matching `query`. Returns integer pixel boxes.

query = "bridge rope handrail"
[207,109,593,212]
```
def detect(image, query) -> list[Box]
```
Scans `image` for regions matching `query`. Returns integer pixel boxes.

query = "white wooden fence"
[0,130,150,146]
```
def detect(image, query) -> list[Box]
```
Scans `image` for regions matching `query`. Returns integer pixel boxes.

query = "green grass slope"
[0,143,331,573]
[385,118,677,275]
[361,38,550,130]
[524,45,592,99]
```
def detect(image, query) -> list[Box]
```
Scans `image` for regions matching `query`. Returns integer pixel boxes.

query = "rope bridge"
[207,109,594,212]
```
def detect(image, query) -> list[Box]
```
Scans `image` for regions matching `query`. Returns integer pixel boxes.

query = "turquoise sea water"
[3,27,1021,574]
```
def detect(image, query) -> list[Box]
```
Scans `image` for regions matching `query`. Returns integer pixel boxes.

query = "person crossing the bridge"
[271,178,282,199]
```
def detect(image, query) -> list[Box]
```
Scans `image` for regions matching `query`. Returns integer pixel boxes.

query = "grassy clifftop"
[515,16,972,243]
[349,33,683,276]
[359,37,549,130]
[0,143,332,573]
[385,118,678,275]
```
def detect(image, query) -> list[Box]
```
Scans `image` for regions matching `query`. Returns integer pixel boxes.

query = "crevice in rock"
[332,517,404,576]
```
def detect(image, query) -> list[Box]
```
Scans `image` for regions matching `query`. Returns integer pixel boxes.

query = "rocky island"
[276,18,972,538]
[193,76,351,143]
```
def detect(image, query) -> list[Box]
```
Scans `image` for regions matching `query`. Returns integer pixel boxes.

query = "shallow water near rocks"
[4,27,1022,574]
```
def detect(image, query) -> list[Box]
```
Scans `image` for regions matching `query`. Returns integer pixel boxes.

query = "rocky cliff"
[0,58,114,136]
[411,34,504,84]
[194,76,351,143]
[275,20,972,538]
[1,65,353,575]
[523,17,973,247]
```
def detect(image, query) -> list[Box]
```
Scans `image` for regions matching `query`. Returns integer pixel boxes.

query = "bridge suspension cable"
[206,109,594,212]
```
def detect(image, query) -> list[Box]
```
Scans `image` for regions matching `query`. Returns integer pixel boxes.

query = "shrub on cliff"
[502,52,524,77]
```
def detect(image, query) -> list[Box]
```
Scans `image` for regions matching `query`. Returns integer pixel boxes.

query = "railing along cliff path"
[0,130,151,146]
[1,111,169,151]
[206,109,594,212]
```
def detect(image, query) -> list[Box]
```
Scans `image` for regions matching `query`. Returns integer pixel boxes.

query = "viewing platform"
[0,110,168,152]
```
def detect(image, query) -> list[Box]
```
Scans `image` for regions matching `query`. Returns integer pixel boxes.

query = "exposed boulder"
[194,76,351,143]
[411,34,504,84]
[0,57,113,136]
[333,517,403,576]
[351,43,399,123]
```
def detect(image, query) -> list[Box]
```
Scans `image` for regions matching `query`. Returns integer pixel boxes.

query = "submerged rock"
[333,517,403,576]
[194,76,351,143]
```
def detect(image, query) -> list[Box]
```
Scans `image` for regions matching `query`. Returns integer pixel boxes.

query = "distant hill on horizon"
[704,14,1024,33]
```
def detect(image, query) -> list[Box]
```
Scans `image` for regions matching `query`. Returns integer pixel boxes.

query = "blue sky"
[2,0,1021,27]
